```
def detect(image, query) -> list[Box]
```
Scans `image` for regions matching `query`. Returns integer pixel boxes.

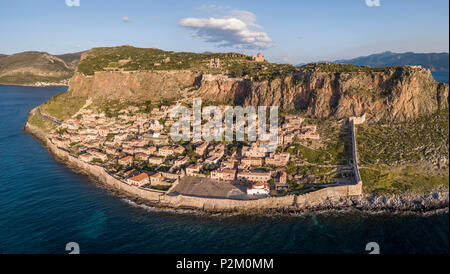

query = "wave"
[120,198,203,216]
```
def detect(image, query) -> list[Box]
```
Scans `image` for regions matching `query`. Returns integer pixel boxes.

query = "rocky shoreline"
[24,121,449,216]
[0,82,69,87]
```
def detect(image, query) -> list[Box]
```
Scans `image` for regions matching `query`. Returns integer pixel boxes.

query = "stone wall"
[350,119,363,186]
[27,122,164,202]
[159,184,362,211]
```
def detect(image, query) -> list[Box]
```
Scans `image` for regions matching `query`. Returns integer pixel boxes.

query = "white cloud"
[121,16,132,23]
[179,13,272,49]
[227,10,261,29]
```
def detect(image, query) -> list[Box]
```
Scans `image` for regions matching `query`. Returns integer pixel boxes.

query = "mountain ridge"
[0,51,83,85]
[333,51,449,72]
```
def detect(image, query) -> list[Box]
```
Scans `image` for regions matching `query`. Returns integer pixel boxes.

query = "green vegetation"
[298,62,402,73]
[361,167,449,195]
[105,133,115,142]
[287,181,328,195]
[356,109,449,195]
[286,144,330,164]
[28,114,56,133]
[40,90,86,121]
[77,45,247,75]
[0,51,78,85]
[345,87,387,100]
[228,61,296,81]
[183,143,196,161]
[357,108,449,166]
[287,163,336,178]
[76,45,299,82]
[151,185,171,191]
[285,142,347,165]
[92,158,103,164]
[75,46,411,85]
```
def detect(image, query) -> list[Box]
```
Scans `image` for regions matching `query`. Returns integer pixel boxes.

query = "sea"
[0,73,448,254]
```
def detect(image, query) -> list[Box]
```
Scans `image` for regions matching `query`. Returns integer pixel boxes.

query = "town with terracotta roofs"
[46,99,357,200]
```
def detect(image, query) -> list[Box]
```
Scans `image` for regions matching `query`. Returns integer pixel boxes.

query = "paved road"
[36,107,61,125]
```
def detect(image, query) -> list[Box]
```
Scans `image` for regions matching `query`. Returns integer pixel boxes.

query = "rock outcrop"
[69,70,201,100]
[67,64,448,122]
[195,67,449,121]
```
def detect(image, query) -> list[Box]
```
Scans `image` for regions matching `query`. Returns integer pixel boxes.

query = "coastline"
[23,120,449,216]
[0,82,69,87]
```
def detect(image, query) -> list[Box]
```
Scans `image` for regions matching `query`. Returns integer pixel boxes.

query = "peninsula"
[24,46,449,214]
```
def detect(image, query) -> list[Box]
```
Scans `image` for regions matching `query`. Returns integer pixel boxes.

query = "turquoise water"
[0,84,448,254]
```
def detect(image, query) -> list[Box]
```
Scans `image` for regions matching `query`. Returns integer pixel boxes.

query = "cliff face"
[195,67,449,121]
[70,70,201,100]
[68,66,448,121]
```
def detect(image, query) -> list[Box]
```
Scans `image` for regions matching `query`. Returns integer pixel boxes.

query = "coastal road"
[36,107,61,125]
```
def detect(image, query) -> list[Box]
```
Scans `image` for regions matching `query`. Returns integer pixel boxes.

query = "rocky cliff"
[195,66,448,121]
[70,70,200,100]
[68,64,448,122]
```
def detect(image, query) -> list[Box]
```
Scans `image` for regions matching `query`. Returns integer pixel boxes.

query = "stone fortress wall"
[349,113,365,187]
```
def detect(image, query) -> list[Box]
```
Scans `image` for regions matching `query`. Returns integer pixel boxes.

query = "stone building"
[251,53,265,62]
[209,58,221,68]
[210,169,237,181]
[118,155,133,166]
[247,181,270,195]
[237,170,271,183]
[127,172,149,187]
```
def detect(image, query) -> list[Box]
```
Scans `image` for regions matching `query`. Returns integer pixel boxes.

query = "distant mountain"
[0,51,83,85]
[334,51,449,72]
[55,52,84,70]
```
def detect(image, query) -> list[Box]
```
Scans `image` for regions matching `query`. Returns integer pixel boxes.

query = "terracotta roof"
[129,173,149,182]
[220,169,236,174]
[119,155,132,162]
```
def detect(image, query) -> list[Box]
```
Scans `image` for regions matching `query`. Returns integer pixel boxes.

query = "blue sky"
[0,0,448,64]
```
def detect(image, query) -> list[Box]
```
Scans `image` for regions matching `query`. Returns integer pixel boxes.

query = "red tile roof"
[128,173,149,182]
